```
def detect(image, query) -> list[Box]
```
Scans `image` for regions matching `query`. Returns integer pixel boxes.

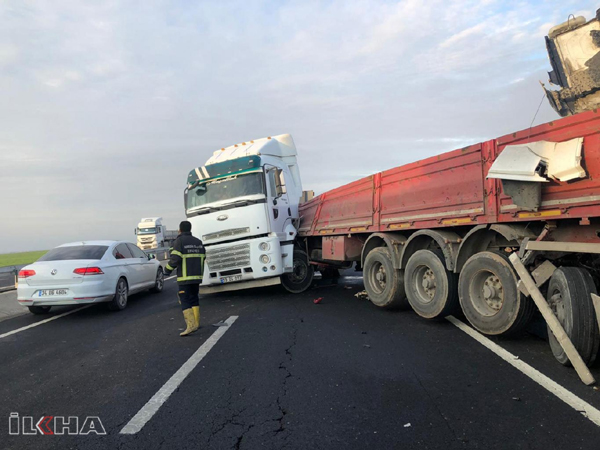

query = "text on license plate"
[220,275,242,284]
[38,289,68,297]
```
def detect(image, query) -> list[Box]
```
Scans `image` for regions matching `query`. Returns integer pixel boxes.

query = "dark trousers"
[178,283,200,310]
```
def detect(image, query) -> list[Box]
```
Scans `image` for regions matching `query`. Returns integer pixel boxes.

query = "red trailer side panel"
[299,109,600,238]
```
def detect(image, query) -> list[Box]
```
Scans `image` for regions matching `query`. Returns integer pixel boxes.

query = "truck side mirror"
[274,168,287,198]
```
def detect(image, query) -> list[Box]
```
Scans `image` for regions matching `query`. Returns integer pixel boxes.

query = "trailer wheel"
[281,250,314,294]
[404,249,458,318]
[546,267,600,367]
[458,251,534,335]
[363,247,408,309]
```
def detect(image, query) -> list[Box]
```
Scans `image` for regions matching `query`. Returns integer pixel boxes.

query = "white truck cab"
[135,217,168,250]
[185,134,309,293]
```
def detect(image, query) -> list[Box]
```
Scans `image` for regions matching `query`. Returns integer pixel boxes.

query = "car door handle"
[273,208,279,219]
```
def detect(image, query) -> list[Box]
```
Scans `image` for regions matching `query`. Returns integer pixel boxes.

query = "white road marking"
[120,315,239,434]
[165,275,176,281]
[342,276,364,280]
[0,305,94,339]
[447,315,600,427]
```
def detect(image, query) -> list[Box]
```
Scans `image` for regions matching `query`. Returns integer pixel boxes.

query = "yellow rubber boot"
[192,306,200,327]
[180,309,199,336]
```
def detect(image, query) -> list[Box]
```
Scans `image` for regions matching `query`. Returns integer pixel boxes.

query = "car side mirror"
[148,254,156,260]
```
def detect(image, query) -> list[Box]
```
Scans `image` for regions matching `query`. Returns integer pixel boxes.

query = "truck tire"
[363,247,408,309]
[28,306,51,315]
[458,251,535,335]
[405,249,459,319]
[546,267,600,367]
[281,250,314,293]
[108,278,129,311]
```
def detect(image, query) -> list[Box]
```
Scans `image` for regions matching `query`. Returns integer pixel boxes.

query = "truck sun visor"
[487,137,585,182]
[187,156,262,188]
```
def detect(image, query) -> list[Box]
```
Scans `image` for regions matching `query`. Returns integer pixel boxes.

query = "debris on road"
[355,290,369,300]
[404,423,411,428]
[212,321,228,327]
[313,297,323,304]
[363,344,371,348]
[344,286,353,290]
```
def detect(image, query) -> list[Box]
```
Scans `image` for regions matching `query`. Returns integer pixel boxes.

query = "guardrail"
[0,265,23,292]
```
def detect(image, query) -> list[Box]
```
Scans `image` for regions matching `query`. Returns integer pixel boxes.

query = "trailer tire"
[281,250,314,294]
[404,249,458,319]
[363,247,408,309]
[458,251,535,336]
[546,267,600,367]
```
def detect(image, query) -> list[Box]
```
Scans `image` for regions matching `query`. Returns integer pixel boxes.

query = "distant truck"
[135,218,177,250]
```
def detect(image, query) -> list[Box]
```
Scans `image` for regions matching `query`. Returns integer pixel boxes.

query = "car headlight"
[260,254,270,264]
[259,242,270,251]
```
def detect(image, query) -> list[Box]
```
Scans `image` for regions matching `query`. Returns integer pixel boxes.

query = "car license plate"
[220,275,242,284]
[37,289,68,297]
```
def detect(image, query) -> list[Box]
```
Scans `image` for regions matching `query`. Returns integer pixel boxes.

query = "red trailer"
[296,109,600,367]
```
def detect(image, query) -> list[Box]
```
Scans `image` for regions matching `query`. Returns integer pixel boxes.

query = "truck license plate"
[220,275,242,284]
[38,289,68,297]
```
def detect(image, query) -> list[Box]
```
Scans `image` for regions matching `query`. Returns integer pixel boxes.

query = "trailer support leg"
[508,253,596,386]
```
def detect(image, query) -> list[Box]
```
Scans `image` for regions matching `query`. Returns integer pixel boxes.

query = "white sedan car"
[17,240,164,314]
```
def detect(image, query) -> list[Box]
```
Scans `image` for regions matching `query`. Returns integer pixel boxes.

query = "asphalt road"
[1,272,600,449]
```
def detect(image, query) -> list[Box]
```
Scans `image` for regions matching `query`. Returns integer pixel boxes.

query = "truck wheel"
[405,249,459,318]
[546,267,600,367]
[28,306,51,315]
[458,251,534,335]
[108,278,129,311]
[363,247,408,309]
[281,250,314,293]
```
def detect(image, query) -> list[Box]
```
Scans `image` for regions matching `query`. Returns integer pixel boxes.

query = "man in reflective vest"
[164,220,205,336]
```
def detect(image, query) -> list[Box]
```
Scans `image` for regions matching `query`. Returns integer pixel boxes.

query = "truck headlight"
[259,242,270,251]
[260,254,270,264]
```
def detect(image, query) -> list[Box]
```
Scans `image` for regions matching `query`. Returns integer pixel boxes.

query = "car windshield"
[186,172,265,211]
[38,245,108,261]
[138,227,157,235]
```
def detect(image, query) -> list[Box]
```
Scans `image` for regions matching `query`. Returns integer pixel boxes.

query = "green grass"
[0,251,48,267]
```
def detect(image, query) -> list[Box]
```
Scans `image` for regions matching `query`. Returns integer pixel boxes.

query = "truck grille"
[206,243,251,271]
[203,227,250,242]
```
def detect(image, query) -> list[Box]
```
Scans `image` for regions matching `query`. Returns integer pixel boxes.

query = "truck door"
[266,167,291,240]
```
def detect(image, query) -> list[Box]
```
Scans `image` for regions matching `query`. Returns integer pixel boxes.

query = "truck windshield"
[138,227,157,235]
[187,172,265,211]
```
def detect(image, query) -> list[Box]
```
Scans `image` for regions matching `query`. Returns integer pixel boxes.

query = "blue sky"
[0,0,596,252]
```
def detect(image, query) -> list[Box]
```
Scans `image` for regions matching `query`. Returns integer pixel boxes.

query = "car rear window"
[38,245,108,261]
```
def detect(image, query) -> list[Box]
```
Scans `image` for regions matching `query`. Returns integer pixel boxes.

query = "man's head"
[179,221,192,233]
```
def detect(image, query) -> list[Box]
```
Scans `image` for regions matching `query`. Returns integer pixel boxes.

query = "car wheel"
[150,268,164,293]
[28,306,51,315]
[108,278,128,311]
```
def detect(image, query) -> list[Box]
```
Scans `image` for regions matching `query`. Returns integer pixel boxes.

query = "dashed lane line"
[120,315,239,434]
[447,315,600,427]
[0,305,94,339]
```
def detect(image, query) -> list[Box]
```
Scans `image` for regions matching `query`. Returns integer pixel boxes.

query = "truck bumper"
[199,276,281,294]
